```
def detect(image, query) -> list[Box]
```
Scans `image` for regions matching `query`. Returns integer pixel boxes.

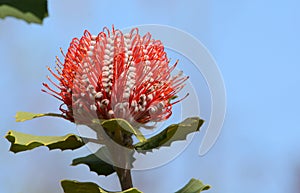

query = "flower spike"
[43,26,188,125]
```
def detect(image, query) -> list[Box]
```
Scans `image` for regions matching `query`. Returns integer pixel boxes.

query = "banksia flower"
[43,26,188,125]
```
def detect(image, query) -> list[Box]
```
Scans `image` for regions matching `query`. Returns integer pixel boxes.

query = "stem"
[114,129,133,190]
[92,123,134,191]
[112,127,134,190]
[115,167,133,190]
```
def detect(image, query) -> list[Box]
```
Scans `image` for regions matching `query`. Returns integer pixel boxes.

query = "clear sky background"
[0,1,300,193]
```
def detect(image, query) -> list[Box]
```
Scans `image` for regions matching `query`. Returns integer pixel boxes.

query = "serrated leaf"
[122,188,142,193]
[15,111,64,122]
[102,118,146,142]
[175,178,210,193]
[134,117,204,153]
[72,147,115,176]
[0,0,48,24]
[61,180,142,193]
[61,180,106,193]
[5,130,85,153]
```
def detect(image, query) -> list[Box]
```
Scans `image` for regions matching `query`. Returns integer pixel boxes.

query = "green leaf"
[71,147,115,176]
[0,0,48,24]
[122,189,142,193]
[5,130,85,153]
[101,118,146,142]
[61,180,142,193]
[175,178,210,193]
[15,111,64,122]
[61,180,106,193]
[134,117,204,153]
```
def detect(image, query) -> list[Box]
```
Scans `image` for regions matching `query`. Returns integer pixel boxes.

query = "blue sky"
[0,1,300,193]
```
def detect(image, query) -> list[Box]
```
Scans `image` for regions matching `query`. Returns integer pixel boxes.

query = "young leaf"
[0,0,48,24]
[61,180,142,193]
[15,111,65,122]
[175,178,210,193]
[71,147,115,176]
[5,130,85,153]
[134,117,204,153]
[101,118,146,142]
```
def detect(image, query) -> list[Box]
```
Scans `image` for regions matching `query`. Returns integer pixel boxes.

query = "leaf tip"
[4,130,13,141]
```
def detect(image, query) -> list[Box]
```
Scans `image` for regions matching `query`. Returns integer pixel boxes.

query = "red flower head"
[43,26,188,125]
